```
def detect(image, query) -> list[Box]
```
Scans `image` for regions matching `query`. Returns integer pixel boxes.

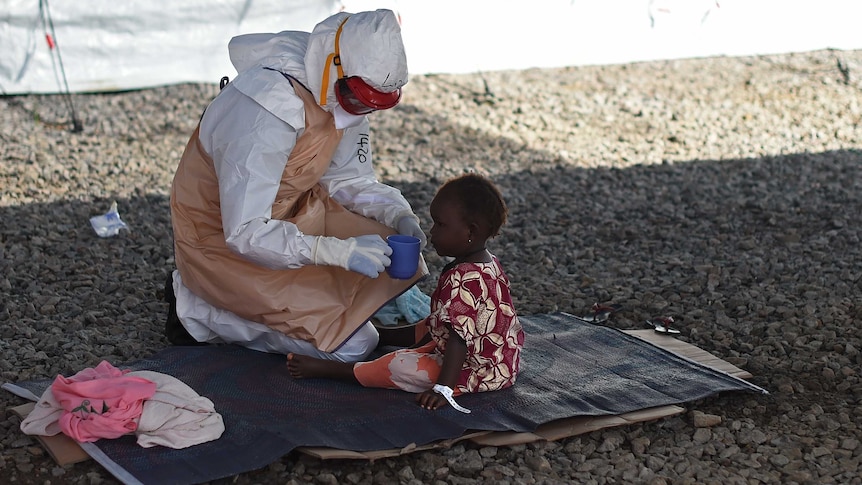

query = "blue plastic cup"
[386,235,421,279]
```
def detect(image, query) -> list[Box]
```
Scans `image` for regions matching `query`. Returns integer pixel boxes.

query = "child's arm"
[416,329,468,410]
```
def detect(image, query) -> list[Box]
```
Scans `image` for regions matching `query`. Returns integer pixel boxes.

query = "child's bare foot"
[286,353,357,381]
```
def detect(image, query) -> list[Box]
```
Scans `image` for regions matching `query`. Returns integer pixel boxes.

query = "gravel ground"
[2,48,862,484]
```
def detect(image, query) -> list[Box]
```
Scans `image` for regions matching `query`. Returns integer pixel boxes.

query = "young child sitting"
[287,173,524,411]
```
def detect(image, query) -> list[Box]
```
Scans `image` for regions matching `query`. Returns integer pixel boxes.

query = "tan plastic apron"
[170,77,426,352]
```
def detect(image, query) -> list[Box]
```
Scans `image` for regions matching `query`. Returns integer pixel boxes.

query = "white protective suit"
[170,10,427,362]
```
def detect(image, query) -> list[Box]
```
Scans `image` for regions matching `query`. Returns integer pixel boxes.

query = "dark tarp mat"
[3,312,765,485]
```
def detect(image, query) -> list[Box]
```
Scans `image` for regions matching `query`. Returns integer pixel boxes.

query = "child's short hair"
[435,173,508,237]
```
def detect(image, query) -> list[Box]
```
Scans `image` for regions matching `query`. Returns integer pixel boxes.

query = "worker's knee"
[333,321,379,362]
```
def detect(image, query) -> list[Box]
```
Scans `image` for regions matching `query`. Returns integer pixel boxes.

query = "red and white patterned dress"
[354,255,524,395]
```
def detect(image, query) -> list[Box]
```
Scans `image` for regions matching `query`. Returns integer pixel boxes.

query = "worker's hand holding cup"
[386,235,421,279]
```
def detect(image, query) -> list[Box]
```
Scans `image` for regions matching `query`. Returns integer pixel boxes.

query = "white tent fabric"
[396,0,862,74]
[2,0,862,95]
[0,0,338,94]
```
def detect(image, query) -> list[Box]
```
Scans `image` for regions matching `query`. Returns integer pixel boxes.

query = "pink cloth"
[21,369,225,449]
[50,361,156,442]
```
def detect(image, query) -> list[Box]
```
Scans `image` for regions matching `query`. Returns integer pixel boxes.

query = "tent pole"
[40,0,83,133]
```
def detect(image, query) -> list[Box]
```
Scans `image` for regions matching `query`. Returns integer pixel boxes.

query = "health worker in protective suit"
[165,9,428,363]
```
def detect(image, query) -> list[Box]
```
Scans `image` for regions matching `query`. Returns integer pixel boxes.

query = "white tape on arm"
[432,384,471,414]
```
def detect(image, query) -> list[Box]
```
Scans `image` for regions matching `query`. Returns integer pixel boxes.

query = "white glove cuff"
[311,236,353,269]
[311,236,320,262]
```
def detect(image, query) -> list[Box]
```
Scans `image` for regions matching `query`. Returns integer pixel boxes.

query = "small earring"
[468,238,472,243]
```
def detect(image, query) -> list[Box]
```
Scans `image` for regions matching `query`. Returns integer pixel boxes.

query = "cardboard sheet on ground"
[3,312,765,485]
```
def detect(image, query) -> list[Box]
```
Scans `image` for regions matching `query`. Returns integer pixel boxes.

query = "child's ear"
[467,221,483,241]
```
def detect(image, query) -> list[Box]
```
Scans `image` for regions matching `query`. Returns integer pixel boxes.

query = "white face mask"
[332,103,367,129]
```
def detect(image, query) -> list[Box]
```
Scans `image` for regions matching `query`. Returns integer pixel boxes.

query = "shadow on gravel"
[0,193,174,377]
[3,149,860,383]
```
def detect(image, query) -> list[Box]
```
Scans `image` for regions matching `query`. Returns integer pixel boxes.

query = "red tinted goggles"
[335,76,402,115]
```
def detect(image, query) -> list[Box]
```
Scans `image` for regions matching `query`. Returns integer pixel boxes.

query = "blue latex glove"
[396,216,427,249]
